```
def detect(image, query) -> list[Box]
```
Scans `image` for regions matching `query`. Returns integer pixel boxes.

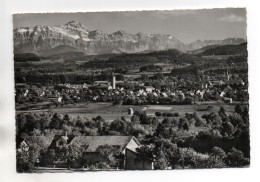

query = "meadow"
[16,102,242,122]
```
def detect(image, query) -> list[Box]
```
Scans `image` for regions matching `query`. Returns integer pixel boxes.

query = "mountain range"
[13,20,246,56]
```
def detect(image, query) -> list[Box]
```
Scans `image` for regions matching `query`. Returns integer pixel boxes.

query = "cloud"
[152,10,196,20]
[122,10,196,20]
[219,14,246,22]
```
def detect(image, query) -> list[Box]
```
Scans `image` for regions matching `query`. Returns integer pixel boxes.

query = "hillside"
[189,45,222,54]
[80,49,203,69]
[49,51,87,60]
[14,53,42,62]
[187,38,245,51]
[200,42,247,56]
[38,45,85,57]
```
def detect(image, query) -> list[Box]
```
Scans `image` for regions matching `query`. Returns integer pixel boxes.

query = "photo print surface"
[14,8,249,172]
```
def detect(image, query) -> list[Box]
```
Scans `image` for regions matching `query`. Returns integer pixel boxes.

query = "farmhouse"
[223,97,233,104]
[48,134,154,170]
[94,81,111,86]
[143,86,155,93]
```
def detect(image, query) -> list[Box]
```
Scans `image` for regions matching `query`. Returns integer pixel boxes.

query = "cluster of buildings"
[20,133,154,170]
[15,70,248,107]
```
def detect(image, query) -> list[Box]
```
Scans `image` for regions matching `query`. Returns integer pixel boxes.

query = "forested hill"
[200,42,247,56]
[81,49,201,68]
[14,53,43,62]
[49,51,87,60]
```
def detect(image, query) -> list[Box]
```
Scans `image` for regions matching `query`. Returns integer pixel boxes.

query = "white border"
[1,0,260,182]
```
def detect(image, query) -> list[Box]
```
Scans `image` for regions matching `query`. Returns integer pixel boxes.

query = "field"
[16,102,244,122]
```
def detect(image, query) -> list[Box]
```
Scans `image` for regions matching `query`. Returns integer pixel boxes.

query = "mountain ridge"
[13,20,246,56]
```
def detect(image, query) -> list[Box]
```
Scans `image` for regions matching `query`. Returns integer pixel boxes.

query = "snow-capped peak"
[65,20,85,29]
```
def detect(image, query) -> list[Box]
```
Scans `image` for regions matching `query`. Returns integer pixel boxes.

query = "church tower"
[226,68,230,81]
[112,74,116,89]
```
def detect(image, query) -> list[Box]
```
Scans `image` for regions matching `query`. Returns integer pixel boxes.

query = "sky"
[13,8,246,43]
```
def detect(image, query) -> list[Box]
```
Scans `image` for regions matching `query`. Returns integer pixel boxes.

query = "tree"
[197,131,213,141]
[209,147,227,168]
[154,150,168,169]
[75,116,85,128]
[67,143,85,169]
[202,112,222,128]
[183,123,189,131]
[225,148,249,167]
[140,74,149,81]
[229,113,244,128]
[154,123,169,138]
[96,145,123,166]
[63,114,70,125]
[154,72,164,80]
[95,162,111,170]
[193,112,206,127]
[235,105,243,115]
[178,118,189,131]
[23,113,38,133]
[155,112,162,117]
[49,113,62,129]
[136,144,155,169]
[96,115,105,122]
[220,121,235,138]
[129,124,149,137]
[154,139,181,169]
[242,106,249,124]
[16,144,34,172]
[178,148,197,169]
[24,115,41,133]
[110,119,128,134]
[133,111,149,124]
[151,117,159,126]
[219,106,227,119]
[16,113,27,133]
[17,135,53,172]
[131,115,140,124]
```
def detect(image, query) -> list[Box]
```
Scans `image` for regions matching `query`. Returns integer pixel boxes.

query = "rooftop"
[49,135,140,153]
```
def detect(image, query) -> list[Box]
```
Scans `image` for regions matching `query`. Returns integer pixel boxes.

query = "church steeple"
[226,68,230,81]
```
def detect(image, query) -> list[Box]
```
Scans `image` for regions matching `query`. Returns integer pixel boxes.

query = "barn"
[47,134,154,170]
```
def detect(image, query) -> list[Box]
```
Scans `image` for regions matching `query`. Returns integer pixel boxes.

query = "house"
[57,96,62,103]
[211,80,225,86]
[94,81,111,86]
[94,85,110,90]
[224,85,233,92]
[161,92,168,98]
[48,134,153,170]
[220,91,225,97]
[107,85,113,90]
[143,86,155,93]
[223,97,233,104]
[115,81,125,87]
[93,81,111,90]
[226,79,245,86]
[17,140,29,153]
[48,96,62,103]
[128,108,134,115]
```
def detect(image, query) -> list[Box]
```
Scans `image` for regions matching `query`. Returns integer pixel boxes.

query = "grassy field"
[16,102,245,122]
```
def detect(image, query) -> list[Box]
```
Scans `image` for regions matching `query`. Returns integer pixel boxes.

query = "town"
[15,48,249,172]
